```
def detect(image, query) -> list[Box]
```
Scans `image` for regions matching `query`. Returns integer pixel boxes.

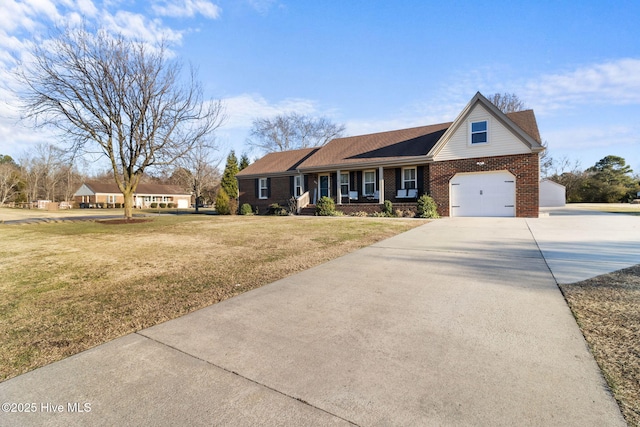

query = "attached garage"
[450,171,516,217]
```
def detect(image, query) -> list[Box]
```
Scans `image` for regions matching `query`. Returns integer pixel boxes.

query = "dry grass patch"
[560,265,640,426]
[0,215,426,382]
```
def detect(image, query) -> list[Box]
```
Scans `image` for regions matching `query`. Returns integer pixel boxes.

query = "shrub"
[316,196,336,216]
[416,195,439,218]
[395,209,416,218]
[167,203,175,208]
[150,202,158,208]
[115,203,122,208]
[101,202,108,209]
[159,203,167,208]
[240,203,253,215]
[382,200,394,217]
[268,203,288,216]
[350,211,369,217]
[215,188,231,215]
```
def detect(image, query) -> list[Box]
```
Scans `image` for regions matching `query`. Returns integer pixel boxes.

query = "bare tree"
[487,93,527,114]
[0,159,22,206]
[176,140,221,213]
[248,113,345,153]
[17,26,224,219]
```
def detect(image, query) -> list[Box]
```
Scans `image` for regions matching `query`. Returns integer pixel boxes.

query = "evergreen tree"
[239,153,250,171]
[215,187,231,215]
[220,151,239,199]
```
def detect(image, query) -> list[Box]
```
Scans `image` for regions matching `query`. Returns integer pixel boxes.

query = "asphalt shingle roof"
[234,108,542,175]
[235,147,319,177]
[83,181,190,195]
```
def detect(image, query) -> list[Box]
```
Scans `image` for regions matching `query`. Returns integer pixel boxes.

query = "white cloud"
[544,125,638,150]
[522,58,640,114]
[246,0,279,14]
[222,93,318,129]
[101,10,183,44]
[152,0,221,19]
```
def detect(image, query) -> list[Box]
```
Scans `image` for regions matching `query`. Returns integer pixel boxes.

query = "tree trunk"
[123,189,134,219]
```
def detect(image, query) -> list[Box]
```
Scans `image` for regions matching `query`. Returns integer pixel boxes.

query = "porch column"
[336,169,342,204]
[378,166,384,204]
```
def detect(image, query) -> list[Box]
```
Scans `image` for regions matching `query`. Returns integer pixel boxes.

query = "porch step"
[299,205,316,216]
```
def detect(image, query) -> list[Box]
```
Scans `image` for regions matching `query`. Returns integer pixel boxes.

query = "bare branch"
[16,26,225,218]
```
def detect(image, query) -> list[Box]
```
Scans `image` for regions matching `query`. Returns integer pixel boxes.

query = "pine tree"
[220,151,239,199]
[239,153,250,171]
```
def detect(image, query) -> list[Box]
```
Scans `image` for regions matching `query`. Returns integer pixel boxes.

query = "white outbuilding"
[539,179,566,207]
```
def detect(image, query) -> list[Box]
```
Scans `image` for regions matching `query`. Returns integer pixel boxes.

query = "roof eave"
[298,156,432,173]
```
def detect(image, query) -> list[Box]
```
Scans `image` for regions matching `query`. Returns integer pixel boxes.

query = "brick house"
[236,92,545,217]
[74,182,192,209]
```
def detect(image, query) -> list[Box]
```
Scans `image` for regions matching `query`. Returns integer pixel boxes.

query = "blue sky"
[1,0,639,175]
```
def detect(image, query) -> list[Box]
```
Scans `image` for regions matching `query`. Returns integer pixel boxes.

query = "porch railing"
[296,191,310,214]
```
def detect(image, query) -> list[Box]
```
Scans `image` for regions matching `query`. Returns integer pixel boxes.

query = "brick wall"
[429,153,539,218]
[238,176,293,214]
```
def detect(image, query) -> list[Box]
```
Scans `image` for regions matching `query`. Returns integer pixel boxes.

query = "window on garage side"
[259,178,269,199]
[470,120,488,144]
[402,167,416,189]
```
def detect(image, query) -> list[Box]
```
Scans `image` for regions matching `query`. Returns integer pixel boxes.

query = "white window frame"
[470,120,489,145]
[294,175,303,197]
[259,178,268,199]
[363,170,376,196]
[340,172,349,197]
[402,167,417,190]
[107,194,116,203]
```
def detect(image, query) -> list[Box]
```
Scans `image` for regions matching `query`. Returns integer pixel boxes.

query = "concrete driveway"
[1,208,636,426]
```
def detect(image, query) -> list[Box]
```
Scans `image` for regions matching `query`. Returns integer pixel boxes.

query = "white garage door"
[450,171,516,217]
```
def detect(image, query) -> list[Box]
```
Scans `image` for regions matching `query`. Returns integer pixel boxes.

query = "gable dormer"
[429,92,544,162]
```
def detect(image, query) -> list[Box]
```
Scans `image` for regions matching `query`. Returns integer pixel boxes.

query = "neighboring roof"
[236,147,319,178]
[78,181,191,196]
[297,123,450,170]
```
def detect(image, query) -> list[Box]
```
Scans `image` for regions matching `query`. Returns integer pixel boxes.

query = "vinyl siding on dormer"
[433,104,532,162]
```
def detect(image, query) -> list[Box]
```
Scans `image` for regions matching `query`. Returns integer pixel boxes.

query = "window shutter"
[395,168,402,189]
[331,173,338,198]
[417,166,425,195]
[357,171,362,190]
[350,171,356,189]
[267,178,271,198]
[289,176,294,196]
[255,179,259,198]
[304,175,309,192]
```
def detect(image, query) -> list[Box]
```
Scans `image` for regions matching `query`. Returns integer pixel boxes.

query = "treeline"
[545,155,639,203]
[0,145,83,206]
[0,144,250,209]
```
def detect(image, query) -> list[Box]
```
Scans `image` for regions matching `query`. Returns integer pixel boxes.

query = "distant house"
[73,182,191,208]
[236,92,545,217]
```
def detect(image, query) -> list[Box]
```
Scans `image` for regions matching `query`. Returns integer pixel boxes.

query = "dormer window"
[470,120,488,144]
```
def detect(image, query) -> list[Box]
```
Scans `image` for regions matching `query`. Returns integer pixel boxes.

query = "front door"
[319,174,330,198]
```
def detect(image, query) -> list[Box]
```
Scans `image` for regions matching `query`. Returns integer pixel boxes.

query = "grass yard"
[568,203,640,216]
[0,215,426,382]
[561,265,640,426]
